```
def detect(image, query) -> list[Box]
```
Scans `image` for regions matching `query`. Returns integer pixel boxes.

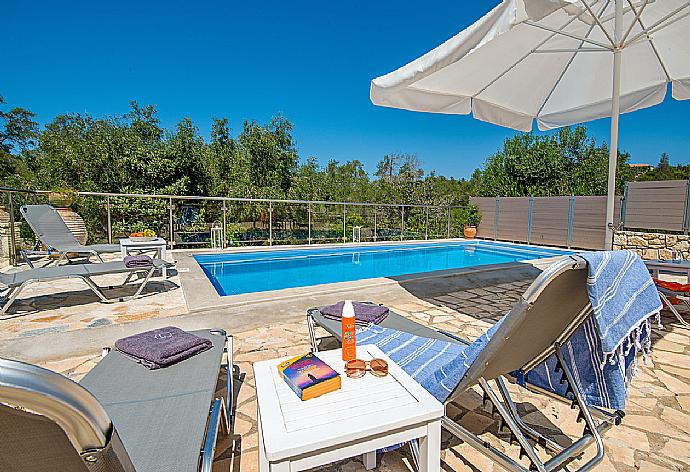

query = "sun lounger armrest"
[434,329,471,346]
[0,358,111,452]
[200,398,227,472]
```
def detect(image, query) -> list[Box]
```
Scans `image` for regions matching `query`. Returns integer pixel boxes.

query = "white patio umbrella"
[370,0,690,249]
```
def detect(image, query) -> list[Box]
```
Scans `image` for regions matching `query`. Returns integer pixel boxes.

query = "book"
[277,352,341,401]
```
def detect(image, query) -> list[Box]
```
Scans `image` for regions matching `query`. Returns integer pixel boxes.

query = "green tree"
[0,95,39,186]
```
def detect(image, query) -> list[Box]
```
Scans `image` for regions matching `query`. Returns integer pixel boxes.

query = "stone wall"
[0,222,21,268]
[613,230,690,260]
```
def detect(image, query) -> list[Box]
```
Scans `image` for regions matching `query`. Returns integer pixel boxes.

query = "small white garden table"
[119,237,169,277]
[644,259,690,281]
[253,344,443,472]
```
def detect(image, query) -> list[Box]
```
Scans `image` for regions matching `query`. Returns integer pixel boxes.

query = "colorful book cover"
[277,352,341,400]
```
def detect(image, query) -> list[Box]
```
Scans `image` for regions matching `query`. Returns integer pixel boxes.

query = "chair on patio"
[0,258,173,318]
[651,278,690,328]
[0,329,233,472]
[20,204,122,266]
[308,251,662,472]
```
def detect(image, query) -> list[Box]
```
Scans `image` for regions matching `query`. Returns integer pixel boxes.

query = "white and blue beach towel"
[358,251,661,411]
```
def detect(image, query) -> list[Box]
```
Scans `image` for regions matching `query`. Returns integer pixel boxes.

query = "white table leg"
[159,243,168,277]
[258,412,269,472]
[418,420,441,472]
[121,245,127,259]
[363,451,376,470]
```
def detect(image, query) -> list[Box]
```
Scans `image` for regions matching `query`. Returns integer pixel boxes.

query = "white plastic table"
[119,237,169,277]
[644,259,690,280]
[253,344,443,472]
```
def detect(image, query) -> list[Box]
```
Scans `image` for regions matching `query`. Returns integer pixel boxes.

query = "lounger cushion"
[80,330,225,472]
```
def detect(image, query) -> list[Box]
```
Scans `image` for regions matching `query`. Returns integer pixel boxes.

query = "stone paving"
[20,270,690,472]
[0,257,186,340]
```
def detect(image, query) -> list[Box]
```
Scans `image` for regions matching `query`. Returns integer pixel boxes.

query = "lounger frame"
[0,266,157,319]
[19,205,120,266]
[656,287,690,328]
[307,256,623,472]
[0,330,234,472]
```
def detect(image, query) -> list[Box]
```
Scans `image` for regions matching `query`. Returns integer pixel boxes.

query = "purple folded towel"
[320,301,389,325]
[123,254,154,269]
[115,326,213,369]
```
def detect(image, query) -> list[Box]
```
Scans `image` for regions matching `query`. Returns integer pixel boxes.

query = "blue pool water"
[195,241,571,296]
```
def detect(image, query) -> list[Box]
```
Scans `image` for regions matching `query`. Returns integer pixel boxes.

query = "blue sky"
[3,0,689,179]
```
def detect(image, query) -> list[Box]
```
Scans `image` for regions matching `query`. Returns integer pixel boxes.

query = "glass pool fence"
[0,187,467,264]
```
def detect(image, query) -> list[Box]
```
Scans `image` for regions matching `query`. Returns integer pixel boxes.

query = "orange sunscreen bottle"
[342,300,356,361]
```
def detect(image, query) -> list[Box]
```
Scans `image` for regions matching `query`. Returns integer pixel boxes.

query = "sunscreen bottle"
[341,300,357,361]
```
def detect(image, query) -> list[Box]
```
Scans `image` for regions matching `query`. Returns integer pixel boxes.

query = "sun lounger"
[651,278,690,328]
[308,251,661,472]
[0,329,233,472]
[20,204,122,265]
[0,259,173,318]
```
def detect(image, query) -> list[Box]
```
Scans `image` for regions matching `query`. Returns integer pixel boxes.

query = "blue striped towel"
[357,251,662,410]
[357,321,502,403]
[580,250,662,362]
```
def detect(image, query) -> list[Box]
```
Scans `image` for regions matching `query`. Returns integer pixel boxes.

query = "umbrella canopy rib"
[626,0,671,80]
[473,5,602,108]
[535,0,612,119]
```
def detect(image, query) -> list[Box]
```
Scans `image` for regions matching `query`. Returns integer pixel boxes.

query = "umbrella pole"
[605,0,624,250]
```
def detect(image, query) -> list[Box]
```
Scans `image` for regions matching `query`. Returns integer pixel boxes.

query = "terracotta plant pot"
[463,226,477,239]
[56,208,88,245]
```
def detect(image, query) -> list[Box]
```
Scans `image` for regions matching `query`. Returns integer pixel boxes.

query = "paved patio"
[1,254,689,471]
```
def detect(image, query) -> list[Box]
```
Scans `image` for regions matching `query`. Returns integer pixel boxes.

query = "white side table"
[254,344,443,472]
[119,237,169,277]
[645,259,690,281]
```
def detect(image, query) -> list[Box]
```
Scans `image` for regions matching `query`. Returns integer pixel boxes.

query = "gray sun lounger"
[20,204,122,265]
[308,256,627,472]
[0,259,173,318]
[0,329,233,472]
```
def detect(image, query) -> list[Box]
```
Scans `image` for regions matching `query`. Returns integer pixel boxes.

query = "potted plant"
[460,204,482,239]
[48,188,79,208]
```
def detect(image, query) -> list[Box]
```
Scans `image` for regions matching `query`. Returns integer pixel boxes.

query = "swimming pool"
[194,241,571,296]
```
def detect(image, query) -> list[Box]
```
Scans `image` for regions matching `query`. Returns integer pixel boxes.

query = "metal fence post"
[425,206,429,240]
[168,198,174,249]
[222,201,227,248]
[374,210,377,242]
[683,181,690,234]
[342,205,346,243]
[494,197,500,240]
[620,182,629,231]
[308,203,312,244]
[269,202,273,246]
[8,193,17,266]
[106,196,112,244]
[401,206,405,241]
[527,195,534,244]
[567,194,575,248]
[447,206,451,239]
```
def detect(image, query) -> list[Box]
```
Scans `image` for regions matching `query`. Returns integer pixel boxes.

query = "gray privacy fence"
[470,196,623,250]
[621,180,690,232]
[472,180,690,250]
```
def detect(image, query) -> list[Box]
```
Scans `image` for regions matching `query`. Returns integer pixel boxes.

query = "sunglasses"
[344,358,389,378]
